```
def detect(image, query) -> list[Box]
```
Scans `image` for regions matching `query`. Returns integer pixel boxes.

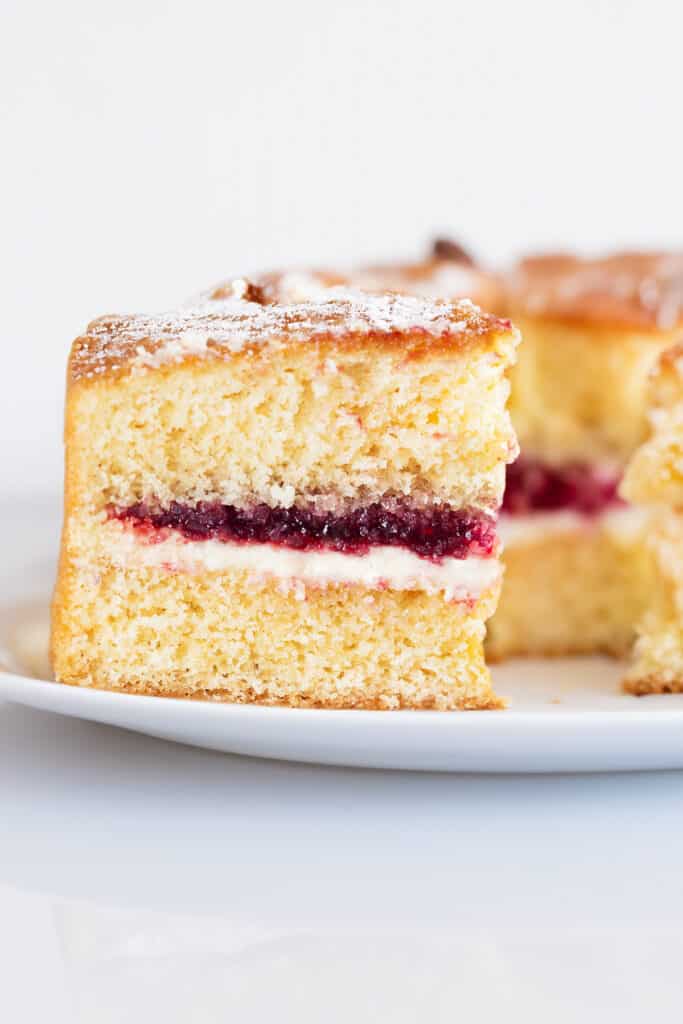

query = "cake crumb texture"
[51,563,502,710]
[623,512,683,694]
[621,342,683,507]
[65,340,518,513]
[487,516,653,659]
[507,317,679,465]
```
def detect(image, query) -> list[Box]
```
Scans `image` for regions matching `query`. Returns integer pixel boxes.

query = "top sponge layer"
[64,288,519,514]
[70,289,512,384]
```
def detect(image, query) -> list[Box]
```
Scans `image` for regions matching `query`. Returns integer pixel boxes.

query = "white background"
[4,5,683,1018]
[2,0,683,497]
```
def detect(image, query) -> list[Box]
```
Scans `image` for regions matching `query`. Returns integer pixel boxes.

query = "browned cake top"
[69,286,514,383]
[207,256,500,310]
[507,251,683,330]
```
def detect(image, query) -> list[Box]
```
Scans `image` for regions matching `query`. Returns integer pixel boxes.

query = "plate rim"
[4,668,683,726]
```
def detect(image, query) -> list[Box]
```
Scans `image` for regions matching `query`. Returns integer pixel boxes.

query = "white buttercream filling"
[103,524,500,602]
[499,506,649,547]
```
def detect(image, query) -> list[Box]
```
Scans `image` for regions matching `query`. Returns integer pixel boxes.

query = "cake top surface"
[210,263,488,303]
[70,285,515,383]
[205,239,499,310]
[507,251,683,330]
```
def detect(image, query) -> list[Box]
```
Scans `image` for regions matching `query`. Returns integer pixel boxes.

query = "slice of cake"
[621,344,683,693]
[51,289,520,709]
[486,252,683,660]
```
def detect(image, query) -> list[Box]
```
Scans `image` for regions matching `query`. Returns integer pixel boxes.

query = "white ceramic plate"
[4,645,683,771]
[4,496,683,772]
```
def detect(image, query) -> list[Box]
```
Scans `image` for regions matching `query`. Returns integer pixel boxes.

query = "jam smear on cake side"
[113,500,497,562]
[502,458,624,516]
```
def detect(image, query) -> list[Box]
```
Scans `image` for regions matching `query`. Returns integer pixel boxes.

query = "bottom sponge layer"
[52,561,501,710]
[487,513,653,660]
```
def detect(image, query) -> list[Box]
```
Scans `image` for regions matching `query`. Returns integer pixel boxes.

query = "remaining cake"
[51,287,520,709]
[486,252,683,660]
[621,343,683,693]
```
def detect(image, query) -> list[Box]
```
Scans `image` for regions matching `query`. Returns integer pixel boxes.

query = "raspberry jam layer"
[503,459,623,516]
[114,500,497,561]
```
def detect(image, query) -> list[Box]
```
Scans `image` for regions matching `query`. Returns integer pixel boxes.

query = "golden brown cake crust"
[507,251,683,331]
[56,677,505,710]
[69,291,515,385]
[207,249,503,316]
[623,676,683,696]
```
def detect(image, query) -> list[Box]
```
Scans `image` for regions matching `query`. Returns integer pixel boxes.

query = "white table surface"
[2,499,683,1021]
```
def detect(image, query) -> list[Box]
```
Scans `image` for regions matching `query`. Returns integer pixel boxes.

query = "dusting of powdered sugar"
[70,290,506,382]
[263,272,335,303]
[355,263,483,301]
[204,261,495,308]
